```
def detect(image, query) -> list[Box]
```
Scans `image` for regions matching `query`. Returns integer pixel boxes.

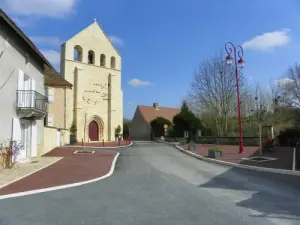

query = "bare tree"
[279,63,300,108]
[189,52,247,136]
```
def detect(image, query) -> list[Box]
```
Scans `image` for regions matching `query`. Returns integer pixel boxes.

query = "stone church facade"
[60,20,123,142]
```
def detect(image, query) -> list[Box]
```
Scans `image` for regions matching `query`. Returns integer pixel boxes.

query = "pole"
[234,47,244,154]
[259,123,262,156]
[293,148,296,171]
[271,126,275,139]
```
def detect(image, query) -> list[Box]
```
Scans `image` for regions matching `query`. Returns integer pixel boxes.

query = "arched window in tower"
[100,54,106,67]
[88,50,95,64]
[110,56,116,69]
[74,45,83,61]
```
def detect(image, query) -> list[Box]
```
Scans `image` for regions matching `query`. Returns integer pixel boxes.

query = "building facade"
[44,66,73,153]
[60,20,123,142]
[0,9,50,161]
[130,103,180,140]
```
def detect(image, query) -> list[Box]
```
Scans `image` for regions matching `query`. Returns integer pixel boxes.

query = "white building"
[0,9,55,161]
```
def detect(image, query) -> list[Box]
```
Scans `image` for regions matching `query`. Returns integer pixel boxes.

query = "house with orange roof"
[130,103,180,140]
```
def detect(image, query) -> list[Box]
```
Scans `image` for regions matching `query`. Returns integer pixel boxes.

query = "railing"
[16,90,48,113]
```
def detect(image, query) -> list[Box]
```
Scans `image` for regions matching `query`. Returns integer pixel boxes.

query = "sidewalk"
[0,147,118,196]
[182,144,296,171]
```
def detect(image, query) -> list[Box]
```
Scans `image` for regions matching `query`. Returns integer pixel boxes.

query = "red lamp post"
[225,42,245,154]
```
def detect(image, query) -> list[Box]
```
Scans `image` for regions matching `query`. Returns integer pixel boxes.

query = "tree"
[123,118,131,137]
[279,63,300,108]
[173,101,206,138]
[189,52,247,136]
[115,125,122,138]
[150,117,172,137]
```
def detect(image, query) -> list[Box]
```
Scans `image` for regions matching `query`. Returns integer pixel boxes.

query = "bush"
[70,121,77,134]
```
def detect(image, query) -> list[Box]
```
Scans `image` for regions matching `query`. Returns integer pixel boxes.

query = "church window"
[111,56,116,69]
[88,50,95,64]
[100,54,106,67]
[74,45,83,61]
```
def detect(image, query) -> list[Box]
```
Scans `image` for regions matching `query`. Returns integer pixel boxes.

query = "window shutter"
[31,79,36,107]
[18,69,24,90]
[48,88,54,102]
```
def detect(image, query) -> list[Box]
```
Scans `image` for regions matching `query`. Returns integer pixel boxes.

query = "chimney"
[153,102,159,110]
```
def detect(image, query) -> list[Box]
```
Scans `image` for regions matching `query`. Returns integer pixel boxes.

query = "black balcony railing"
[16,90,48,113]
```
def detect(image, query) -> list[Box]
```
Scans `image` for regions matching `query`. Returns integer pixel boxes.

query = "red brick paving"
[183,144,296,170]
[0,147,117,196]
[72,140,130,147]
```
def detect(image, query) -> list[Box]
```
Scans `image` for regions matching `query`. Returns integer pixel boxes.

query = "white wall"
[0,20,45,152]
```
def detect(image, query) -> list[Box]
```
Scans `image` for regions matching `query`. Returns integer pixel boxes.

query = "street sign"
[164,124,168,129]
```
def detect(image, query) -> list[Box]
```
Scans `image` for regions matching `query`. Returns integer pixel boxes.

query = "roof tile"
[138,105,180,124]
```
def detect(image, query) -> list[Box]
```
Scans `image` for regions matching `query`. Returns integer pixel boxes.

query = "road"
[1,142,300,225]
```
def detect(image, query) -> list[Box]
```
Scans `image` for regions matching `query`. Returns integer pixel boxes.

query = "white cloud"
[109,36,124,46]
[3,0,78,18]
[128,79,152,87]
[243,29,291,51]
[40,49,60,69]
[29,36,62,46]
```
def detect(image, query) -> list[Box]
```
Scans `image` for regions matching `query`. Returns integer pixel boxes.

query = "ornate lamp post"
[225,42,245,154]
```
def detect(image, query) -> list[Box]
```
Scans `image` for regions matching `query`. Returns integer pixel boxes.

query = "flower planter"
[208,149,223,158]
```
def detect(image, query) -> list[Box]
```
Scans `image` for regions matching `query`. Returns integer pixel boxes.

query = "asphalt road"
[1,142,300,225]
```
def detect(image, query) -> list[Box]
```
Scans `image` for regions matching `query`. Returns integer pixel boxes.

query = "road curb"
[0,153,120,200]
[64,142,133,149]
[174,145,300,176]
[156,140,179,145]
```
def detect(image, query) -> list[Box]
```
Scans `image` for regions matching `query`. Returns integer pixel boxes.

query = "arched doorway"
[89,120,99,141]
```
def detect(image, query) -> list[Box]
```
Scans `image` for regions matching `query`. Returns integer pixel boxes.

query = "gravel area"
[0,157,61,187]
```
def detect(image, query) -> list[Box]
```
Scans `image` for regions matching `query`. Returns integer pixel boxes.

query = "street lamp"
[225,42,245,154]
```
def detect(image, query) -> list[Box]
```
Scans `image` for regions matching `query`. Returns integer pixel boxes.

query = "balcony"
[16,90,48,119]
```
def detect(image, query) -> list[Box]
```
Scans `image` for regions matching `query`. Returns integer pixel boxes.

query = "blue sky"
[1,0,300,119]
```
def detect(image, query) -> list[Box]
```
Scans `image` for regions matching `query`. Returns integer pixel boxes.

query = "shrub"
[70,121,77,134]
[150,117,172,137]
[0,140,22,169]
[115,125,122,137]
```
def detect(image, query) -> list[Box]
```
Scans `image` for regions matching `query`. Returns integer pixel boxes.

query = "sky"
[1,0,300,119]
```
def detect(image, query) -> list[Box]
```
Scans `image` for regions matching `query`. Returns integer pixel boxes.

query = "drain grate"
[73,150,95,154]
[241,156,278,162]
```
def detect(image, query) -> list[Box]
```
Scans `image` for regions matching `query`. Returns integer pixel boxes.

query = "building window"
[47,114,54,127]
[88,50,95,64]
[100,54,106,67]
[74,45,83,61]
[111,57,116,69]
[47,88,54,102]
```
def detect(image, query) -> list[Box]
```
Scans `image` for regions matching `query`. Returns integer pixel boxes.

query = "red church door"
[89,121,99,141]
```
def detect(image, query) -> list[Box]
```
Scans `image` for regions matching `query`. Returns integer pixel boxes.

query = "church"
[60,19,123,142]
